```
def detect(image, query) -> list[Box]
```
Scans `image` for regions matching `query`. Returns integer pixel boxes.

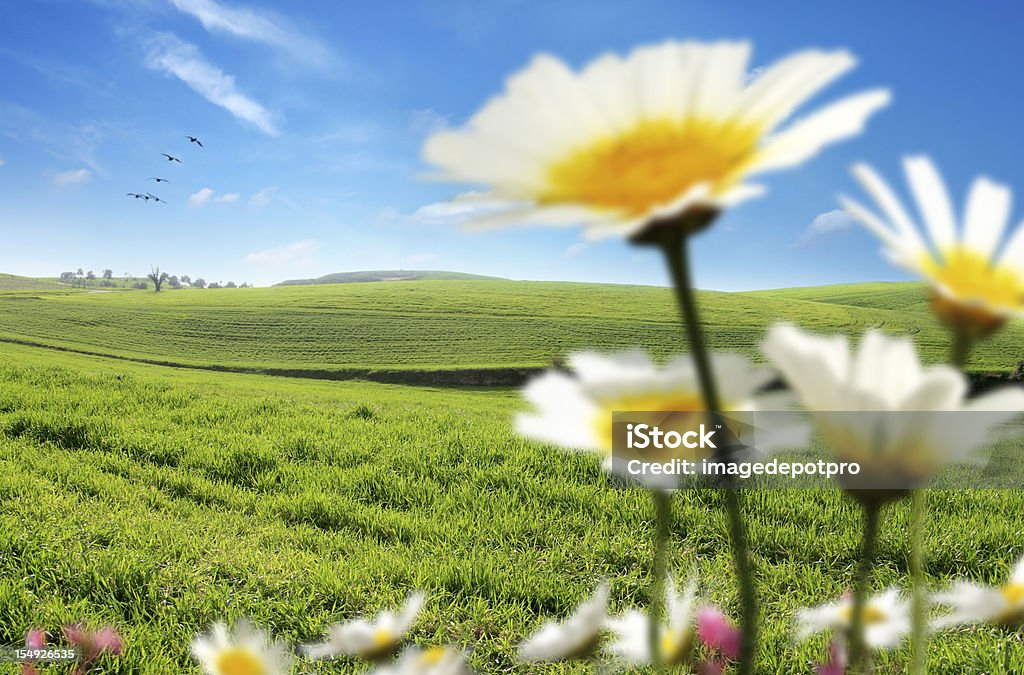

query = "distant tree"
[208,281,222,289]
[100,279,115,288]
[86,271,96,287]
[239,282,250,288]
[102,269,113,280]
[192,278,207,289]
[147,266,169,292]
[225,281,237,288]
[167,275,181,289]
[60,271,75,285]
[132,280,149,290]
[76,268,84,288]
[181,275,192,285]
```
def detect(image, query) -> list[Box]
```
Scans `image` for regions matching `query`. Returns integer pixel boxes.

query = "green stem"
[649,489,672,671]
[658,230,757,674]
[950,327,972,371]
[909,489,926,675]
[849,503,881,674]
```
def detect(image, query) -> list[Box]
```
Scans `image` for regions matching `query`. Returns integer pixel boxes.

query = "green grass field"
[1,279,1023,673]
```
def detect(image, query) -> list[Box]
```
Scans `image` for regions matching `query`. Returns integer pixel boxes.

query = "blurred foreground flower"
[516,350,780,487]
[192,619,292,675]
[841,156,1024,338]
[762,324,1024,499]
[932,553,1024,628]
[606,576,697,666]
[423,40,888,240]
[302,592,425,661]
[796,588,910,650]
[371,647,472,675]
[813,640,847,675]
[696,607,742,661]
[517,583,608,662]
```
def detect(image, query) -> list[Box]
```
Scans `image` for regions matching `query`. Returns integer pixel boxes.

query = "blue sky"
[1,0,1023,289]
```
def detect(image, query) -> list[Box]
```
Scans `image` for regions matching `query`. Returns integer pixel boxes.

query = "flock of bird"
[126,136,203,204]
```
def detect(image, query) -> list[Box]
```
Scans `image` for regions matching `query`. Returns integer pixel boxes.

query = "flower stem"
[950,327,972,371]
[658,229,757,674]
[849,502,881,674]
[909,489,926,675]
[649,489,672,671]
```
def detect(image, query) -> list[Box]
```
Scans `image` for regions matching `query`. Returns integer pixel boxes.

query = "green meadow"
[1,279,1023,673]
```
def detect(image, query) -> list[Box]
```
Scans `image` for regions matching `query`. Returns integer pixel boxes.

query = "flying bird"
[146,193,166,204]
[126,192,147,200]
[161,153,182,163]
[147,177,170,183]
[186,136,204,148]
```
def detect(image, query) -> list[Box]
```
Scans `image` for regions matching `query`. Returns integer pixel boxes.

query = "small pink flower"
[25,628,47,650]
[696,607,741,661]
[696,660,725,675]
[62,623,123,665]
[814,640,846,675]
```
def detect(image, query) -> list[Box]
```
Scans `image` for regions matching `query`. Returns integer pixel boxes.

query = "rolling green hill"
[276,269,506,286]
[0,279,1020,377]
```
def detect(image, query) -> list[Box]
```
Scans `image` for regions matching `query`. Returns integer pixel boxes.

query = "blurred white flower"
[192,619,293,675]
[371,647,472,675]
[302,592,425,660]
[517,583,608,661]
[932,553,1024,628]
[516,350,783,488]
[841,156,1024,334]
[761,324,1024,492]
[796,588,910,650]
[423,41,889,240]
[606,576,697,666]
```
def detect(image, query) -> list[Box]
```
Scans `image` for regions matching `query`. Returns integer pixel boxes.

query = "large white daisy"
[370,647,472,675]
[840,156,1024,334]
[932,553,1024,629]
[423,40,889,240]
[515,350,784,487]
[761,324,1024,492]
[517,583,608,662]
[796,588,911,650]
[192,619,293,675]
[606,576,698,666]
[302,592,425,661]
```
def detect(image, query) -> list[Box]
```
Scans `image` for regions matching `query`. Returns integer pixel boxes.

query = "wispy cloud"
[244,239,319,266]
[249,186,277,207]
[409,108,451,136]
[0,159,6,168]
[52,168,91,187]
[406,192,512,226]
[214,192,239,203]
[144,32,280,135]
[561,242,589,259]
[794,208,858,246]
[188,187,215,207]
[168,0,331,66]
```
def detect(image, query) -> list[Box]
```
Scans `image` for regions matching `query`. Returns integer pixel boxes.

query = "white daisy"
[932,553,1024,629]
[761,324,1024,492]
[423,40,889,240]
[370,647,472,675]
[517,583,609,661]
[515,350,785,488]
[796,588,911,650]
[840,156,1024,334]
[302,592,425,661]
[606,576,697,666]
[191,619,293,675]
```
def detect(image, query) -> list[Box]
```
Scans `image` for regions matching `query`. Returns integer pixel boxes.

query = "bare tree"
[147,266,169,292]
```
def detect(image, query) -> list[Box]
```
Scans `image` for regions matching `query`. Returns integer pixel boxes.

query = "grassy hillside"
[1,343,1021,673]
[0,280,1021,375]
[0,273,69,291]
[276,270,506,286]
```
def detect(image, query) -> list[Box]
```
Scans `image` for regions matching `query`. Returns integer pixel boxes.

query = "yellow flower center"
[921,248,1024,313]
[660,627,692,665]
[214,648,267,675]
[839,603,888,626]
[1001,583,1024,607]
[593,391,710,454]
[416,647,450,666]
[542,118,763,216]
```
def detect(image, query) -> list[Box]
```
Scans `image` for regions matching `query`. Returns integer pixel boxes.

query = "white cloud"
[244,239,319,266]
[561,242,589,259]
[188,187,215,207]
[794,208,858,246]
[409,108,451,135]
[409,192,513,225]
[0,159,6,168]
[249,186,278,207]
[52,168,91,187]
[144,33,280,136]
[214,192,240,203]
[169,0,331,66]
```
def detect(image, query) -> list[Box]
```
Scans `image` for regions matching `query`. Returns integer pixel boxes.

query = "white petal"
[997,220,1024,270]
[737,50,856,130]
[905,155,957,253]
[851,162,930,259]
[962,176,1012,259]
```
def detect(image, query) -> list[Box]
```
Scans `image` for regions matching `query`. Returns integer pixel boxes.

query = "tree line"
[58,268,250,291]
